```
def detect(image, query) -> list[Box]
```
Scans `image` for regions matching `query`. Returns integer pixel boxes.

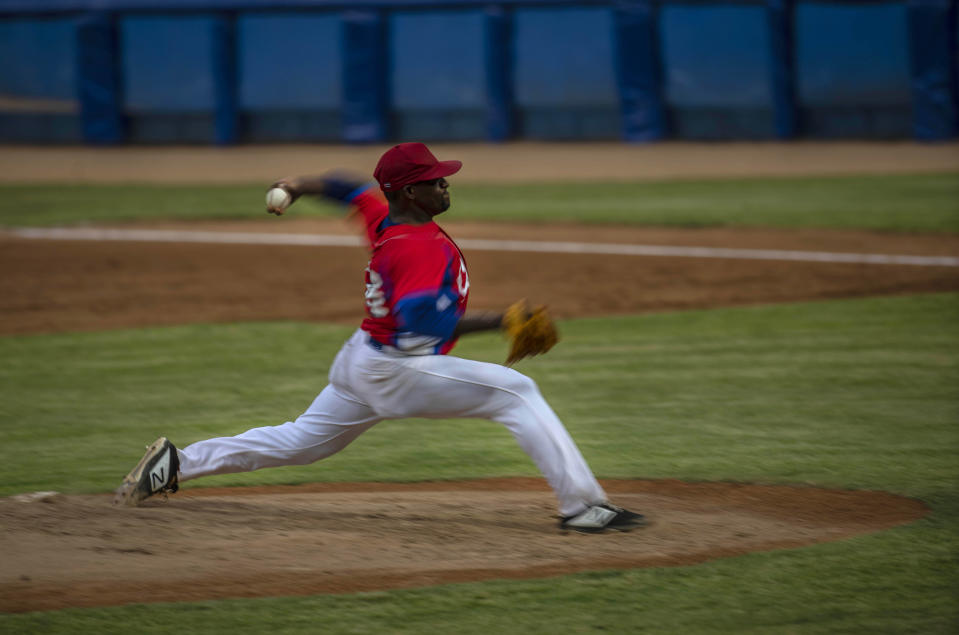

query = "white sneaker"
[560,503,647,533]
[112,437,179,506]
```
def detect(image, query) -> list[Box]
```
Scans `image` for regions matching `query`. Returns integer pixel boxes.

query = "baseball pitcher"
[113,143,645,533]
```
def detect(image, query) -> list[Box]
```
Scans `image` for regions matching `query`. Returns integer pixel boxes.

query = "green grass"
[3,183,276,227]
[4,172,958,232]
[2,293,958,633]
[453,173,959,232]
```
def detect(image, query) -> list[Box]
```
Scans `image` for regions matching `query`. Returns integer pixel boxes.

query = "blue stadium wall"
[0,0,956,144]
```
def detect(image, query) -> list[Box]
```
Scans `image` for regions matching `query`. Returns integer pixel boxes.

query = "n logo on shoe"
[149,451,170,492]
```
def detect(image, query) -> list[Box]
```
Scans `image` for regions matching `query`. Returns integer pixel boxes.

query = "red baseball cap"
[373,143,462,191]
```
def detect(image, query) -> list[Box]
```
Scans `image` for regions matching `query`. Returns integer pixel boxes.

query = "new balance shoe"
[560,503,647,533]
[113,437,180,506]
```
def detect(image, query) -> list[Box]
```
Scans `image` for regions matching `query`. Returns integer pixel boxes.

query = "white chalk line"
[8,226,959,268]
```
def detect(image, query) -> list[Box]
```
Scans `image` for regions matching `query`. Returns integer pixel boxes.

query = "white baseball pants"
[177,329,607,517]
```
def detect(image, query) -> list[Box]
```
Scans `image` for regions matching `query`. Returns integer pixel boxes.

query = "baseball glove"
[502,299,559,366]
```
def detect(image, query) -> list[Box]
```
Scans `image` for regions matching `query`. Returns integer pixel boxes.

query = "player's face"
[410,177,451,216]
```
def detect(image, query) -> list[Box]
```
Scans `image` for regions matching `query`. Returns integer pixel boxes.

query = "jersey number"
[365,267,389,318]
[456,260,470,296]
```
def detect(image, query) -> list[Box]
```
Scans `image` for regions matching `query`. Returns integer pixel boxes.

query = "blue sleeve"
[323,177,376,204]
[393,289,461,339]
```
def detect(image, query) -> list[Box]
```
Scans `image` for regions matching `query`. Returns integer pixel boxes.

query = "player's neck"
[387,204,434,226]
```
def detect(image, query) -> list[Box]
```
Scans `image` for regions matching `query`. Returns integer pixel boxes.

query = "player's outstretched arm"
[452,311,505,338]
[452,302,558,364]
[266,171,371,215]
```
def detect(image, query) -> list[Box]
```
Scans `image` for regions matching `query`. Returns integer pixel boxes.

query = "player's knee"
[502,369,539,397]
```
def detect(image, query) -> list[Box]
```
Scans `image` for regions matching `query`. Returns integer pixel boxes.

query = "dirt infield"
[2,220,958,335]
[1,142,955,612]
[0,479,927,613]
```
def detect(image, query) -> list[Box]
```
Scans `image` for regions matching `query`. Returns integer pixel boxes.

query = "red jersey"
[351,188,469,355]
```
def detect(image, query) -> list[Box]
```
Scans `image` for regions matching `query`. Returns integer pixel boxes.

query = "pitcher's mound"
[0,478,926,613]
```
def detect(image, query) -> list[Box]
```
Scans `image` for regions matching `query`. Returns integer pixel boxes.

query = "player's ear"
[402,185,416,200]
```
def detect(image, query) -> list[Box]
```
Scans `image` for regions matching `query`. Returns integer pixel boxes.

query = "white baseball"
[266,187,292,211]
